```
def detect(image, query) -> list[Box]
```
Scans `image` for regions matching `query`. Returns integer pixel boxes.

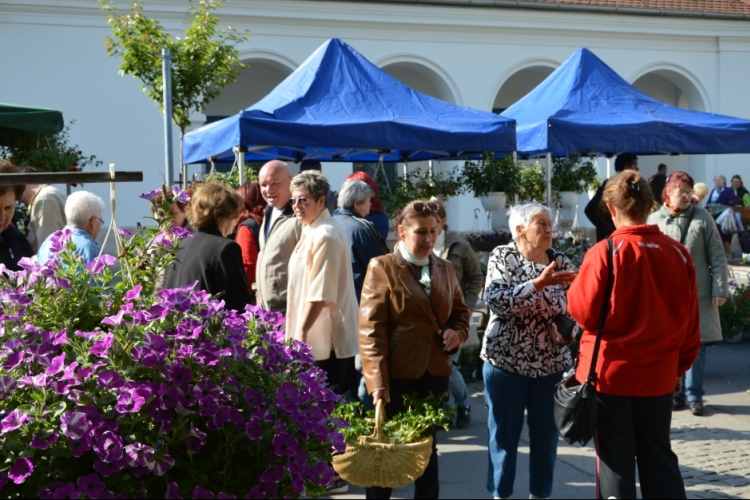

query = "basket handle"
[372,398,387,441]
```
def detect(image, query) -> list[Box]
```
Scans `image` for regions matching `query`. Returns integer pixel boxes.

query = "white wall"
[2,0,749,231]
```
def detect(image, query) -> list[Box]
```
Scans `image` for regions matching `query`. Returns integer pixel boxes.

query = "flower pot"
[558,191,579,207]
[479,192,506,212]
[725,333,743,344]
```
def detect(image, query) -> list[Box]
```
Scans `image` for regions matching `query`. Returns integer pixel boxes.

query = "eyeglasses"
[290,197,310,206]
[413,201,439,214]
[95,217,105,225]
[675,189,695,198]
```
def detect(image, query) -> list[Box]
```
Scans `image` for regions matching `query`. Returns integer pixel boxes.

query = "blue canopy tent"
[183,38,516,168]
[502,47,750,202]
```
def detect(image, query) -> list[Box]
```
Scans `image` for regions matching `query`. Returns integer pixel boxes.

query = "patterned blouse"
[481,243,574,377]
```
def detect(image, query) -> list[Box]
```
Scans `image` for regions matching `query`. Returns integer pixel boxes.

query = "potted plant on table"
[461,154,520,212]
[376,167,462,218]
[550,155,598,207]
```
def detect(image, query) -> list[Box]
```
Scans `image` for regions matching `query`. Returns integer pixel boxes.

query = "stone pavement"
[327,341,750,499]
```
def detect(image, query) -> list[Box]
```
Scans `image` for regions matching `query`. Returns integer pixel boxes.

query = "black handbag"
[553,239,613,446]
[739,231,750,254]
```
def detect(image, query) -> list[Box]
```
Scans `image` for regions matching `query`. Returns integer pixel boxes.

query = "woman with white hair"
[482,203,577,500]
[37,191,105,264]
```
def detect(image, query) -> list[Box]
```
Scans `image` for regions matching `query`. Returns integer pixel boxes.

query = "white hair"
[508,203,551,241]
[65,191,105,228]
[337,179,374,209]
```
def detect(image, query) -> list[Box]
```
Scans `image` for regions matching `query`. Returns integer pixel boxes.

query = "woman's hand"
[372,390,390,404]
[675,376,683,394]
[532,261,578,291]
[441,328,462,352]
[549,323,568,345]
[712,296,727,307]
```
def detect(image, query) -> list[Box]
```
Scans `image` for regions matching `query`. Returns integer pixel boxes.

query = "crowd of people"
[0,155,742,499]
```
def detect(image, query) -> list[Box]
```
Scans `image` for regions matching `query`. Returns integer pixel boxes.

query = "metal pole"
[606,157,612,178]
[234,146,246,186]
[546,152,552,207]
[161,48,174,186]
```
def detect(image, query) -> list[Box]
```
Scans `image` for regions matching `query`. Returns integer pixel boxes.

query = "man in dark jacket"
[584,153,639,241]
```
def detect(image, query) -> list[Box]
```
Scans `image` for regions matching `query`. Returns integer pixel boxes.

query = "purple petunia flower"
[170,225,192,239]
[60,412,90,440]
[139,188,162,203]
[159,384,180,410]
[165,482,182,500]
[307,461,335,486]
[167,363,191,386]
[30,431,59,450]
[86,254,116,274]
[193,379,221,400]
[288,450,308,475]
[77,473,105,498]
[191,486,214,499]
[152,232,174,249]
[8,457,33,484]
[97,370,125,390]
[89,333,114,358]
[144,304,169,322]
[147,453,175,476]
[0,376,17,398]
[117,227,132,237]
[52,482,78,499]
[198,396,219,417]
[2,351,25,371]
[123,443,154,468]
[93,459,123,478]
[123,284,142,301]
[45,352,66,376]
[156,288,192,312]
[276,382,300,413]
[216,494,235,500]
[94,430,123,463]
[260,461,284,484]
[172,185,190,204]
[0,409,30,435]
[130,347,160,368]
[272,432,298,457]
[245,419,263,440]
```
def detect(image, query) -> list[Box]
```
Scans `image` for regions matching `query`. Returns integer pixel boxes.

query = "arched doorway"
[492,65,555,114]
[631,67,710,183]
[380,60,458,104]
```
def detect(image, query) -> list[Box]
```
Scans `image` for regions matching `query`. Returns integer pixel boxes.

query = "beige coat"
[27,185,66,254]
[286,210,359,361]
[256,205,303,313]
[648,205,728,343]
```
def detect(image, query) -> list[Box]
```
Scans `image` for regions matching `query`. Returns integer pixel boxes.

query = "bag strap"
[679,207,696,245]
[393,252,447,333]
[585,238,614,384]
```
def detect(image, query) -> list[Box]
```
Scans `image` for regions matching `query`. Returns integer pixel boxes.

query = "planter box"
[558,191,579,207]
[479,192,506,212]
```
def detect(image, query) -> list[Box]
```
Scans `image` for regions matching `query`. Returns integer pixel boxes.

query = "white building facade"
[2,0,749,232]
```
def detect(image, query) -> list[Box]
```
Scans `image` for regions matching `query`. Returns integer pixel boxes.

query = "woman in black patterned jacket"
[482,203,577,500]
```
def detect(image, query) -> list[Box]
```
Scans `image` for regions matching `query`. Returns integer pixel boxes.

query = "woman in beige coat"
[648,171,729,416]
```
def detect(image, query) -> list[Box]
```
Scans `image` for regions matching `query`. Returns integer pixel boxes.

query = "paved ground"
[327,341,750,499]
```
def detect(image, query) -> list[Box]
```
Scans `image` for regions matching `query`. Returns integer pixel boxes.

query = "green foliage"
[375,167,462,218]
[551,232,592,269]
[100,0,249,138]
[0,120,102,173]
[13,201,29,234]
[461,154,521,199]
[204,164,259,190]
[333,393,453,444]
[720,280,750,340]
[518,161,547,203]
[550,155,598,195]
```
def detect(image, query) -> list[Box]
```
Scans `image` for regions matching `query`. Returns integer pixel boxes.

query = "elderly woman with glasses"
[38,190,106,265]
[482,203,577,500]
[286,170,360,392]
[648,171,728,417]
[359,200,470,499]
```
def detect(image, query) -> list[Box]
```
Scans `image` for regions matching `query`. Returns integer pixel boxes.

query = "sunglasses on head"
[413,201,439,214]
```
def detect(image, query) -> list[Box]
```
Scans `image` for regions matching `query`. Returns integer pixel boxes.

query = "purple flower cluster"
[0,214,344,499]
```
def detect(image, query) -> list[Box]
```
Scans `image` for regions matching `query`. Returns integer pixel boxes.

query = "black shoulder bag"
[553,238,613,446]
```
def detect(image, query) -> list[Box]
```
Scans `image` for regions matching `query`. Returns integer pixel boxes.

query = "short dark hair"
[658,163,667,173]
[614,153,638,172]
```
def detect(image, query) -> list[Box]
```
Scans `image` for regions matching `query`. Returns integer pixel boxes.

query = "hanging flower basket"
[479,192,506,212]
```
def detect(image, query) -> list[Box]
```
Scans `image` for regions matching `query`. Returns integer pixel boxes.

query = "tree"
[99,0,249,173]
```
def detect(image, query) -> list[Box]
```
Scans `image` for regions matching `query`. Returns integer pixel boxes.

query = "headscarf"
[346,171,384,214]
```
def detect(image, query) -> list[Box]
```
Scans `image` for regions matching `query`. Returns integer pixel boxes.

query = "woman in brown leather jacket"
[359,200,470,500]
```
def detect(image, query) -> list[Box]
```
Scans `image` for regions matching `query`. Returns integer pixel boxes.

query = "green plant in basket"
[550,155,598,198]
[461,153,520,199]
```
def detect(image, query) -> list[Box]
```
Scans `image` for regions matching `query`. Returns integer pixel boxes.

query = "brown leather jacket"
[359,253,471,394]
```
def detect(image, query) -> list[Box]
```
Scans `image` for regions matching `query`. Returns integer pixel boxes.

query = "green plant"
[720,280,750,340]
[0,120,102,174]
[465,231,513,253]
[518,161,547,203]
[375,167,462,218]
[460,154,521,199]
[100,0,249,166]
[204,164,259,190]
[552,232,592,268]
[333,393,452,444]
[550,155,598,196]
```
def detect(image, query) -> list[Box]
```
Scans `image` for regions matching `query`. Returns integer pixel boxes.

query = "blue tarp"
[502,48,750,157]
[183,38,516,164]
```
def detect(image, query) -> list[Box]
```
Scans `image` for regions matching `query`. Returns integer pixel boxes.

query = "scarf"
[396,241,432,294]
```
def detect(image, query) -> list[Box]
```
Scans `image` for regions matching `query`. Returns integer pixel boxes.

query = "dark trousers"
[315,351,351,396]
[365,371,449,500]
[595,392,686,499]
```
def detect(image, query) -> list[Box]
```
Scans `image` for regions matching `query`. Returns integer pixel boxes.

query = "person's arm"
[444,261,470,353]
[32,194,66,251]
[742,191,750,207]
[218,242,254,311]
[584,183,606,230]
[235,225,258,293]
[702,211,729,300]
[459,242,484,312]
[359,259,391,400]
[296,301,326,344]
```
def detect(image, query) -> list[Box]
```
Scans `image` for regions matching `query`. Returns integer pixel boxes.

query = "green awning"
[0,103,64,137]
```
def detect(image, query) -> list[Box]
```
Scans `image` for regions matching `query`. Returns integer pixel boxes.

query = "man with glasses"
[256,160,303,313]
[37,191,105,264]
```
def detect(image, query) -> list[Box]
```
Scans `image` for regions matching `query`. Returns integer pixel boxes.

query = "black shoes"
[455,406,472,429]
[689,401,705,416]
[673,398,686,411]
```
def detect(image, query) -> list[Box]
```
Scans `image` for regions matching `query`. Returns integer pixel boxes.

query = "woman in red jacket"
[235,181,267,295]
[567,170,701,499]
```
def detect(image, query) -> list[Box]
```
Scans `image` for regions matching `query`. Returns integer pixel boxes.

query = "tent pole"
[513,151,518,205]
[234,145,246,186]
[546,152,552,207]
[606,157,612,178]
[161,48,174,187]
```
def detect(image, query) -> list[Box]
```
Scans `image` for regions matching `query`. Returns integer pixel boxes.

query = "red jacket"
[235,225,258,293]
[568,224,701,397]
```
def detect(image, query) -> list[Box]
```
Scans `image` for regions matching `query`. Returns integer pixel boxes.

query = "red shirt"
[568,224,701,397]
[235,225,258,293]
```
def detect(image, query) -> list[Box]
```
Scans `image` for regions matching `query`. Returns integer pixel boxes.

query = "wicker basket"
[332,399,433,488]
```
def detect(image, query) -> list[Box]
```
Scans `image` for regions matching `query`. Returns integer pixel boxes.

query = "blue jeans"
[483,363,563,499]
[677,343,707,403]
[449,351,469,408]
